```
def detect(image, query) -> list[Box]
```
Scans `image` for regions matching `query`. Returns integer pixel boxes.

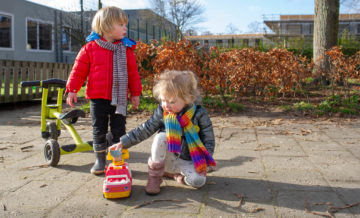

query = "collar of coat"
[86,31,136,47]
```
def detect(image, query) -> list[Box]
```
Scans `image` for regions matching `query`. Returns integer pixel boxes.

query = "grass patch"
[228,102,244,112]
[293,101,316,111]
[77,94,244,114]
[128,95,158,113]
[288,95,360,115]
[78,94,159,114]
[203,96,244,113]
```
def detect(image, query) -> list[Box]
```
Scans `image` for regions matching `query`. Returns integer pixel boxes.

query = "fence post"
[25,62,34,98]
[4,61,12,103]
[20,62,27,101]
[35,62,42,98]
[13,61,20,102]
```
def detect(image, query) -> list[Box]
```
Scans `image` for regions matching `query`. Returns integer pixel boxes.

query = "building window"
[339,23,350,36]
[0,12,13,49]
[242,39,249,46]
[26,18,53,51]
[70,35,81,52]
[216,40,223,47]
[287,24,302,35]
[62,27,70,51]
[130,31,135,39]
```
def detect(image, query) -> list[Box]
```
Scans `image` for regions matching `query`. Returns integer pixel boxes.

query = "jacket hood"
[86,31,136,48]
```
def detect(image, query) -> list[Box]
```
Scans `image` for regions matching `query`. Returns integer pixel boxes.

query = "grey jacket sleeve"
[120,105,164,149]
[196,107,216,156]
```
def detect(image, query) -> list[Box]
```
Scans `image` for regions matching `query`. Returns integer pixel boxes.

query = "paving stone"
[1,105,360,217]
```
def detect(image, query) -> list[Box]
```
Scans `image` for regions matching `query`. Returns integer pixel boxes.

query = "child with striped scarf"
[110,70,216,195]
[66,6,142,175]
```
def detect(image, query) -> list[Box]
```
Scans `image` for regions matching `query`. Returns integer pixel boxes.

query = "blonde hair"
[91,6,128,36]
[153,70,201,104]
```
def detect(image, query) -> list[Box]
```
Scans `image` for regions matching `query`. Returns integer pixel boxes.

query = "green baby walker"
[21,78,95,167]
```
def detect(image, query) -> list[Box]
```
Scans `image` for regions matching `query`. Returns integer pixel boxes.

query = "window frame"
[61,26,82,53]
[25,17,54,52]
[0,11,14,51]
[61,26,71,53]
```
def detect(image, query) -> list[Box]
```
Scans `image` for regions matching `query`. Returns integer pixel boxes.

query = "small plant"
[80,102,90,113]
[317,100,337,113]
[228,102,244,112]
[293,101,315,111]
[281,105,293,112]
[203,96,242,112]
[315,95,360,115]
[131,96,158,112]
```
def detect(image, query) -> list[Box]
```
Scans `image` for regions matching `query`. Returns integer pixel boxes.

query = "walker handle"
[21,79,67,88]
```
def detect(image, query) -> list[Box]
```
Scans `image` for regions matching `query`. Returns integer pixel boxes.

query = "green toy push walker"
[21,78,94,167]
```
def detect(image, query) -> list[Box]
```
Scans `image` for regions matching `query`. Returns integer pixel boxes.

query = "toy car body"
[103,149,132,199]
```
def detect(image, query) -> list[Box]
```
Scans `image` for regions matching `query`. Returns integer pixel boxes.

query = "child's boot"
[90,143,107,175]
[145,157,165,195]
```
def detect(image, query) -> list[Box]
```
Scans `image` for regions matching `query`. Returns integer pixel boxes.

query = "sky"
[27,0,358,35]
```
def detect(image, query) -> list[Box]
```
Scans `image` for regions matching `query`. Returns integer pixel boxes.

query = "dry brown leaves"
[233,193,264,213]
[134,40,314,98]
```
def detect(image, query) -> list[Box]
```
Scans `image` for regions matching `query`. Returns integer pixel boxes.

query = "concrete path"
[0,103,359,217]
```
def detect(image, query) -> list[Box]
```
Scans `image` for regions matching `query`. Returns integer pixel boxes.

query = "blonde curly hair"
[153,70,201,105]
[91,6,128,37]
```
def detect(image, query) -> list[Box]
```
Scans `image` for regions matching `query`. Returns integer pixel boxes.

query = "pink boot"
[145,158,165,195]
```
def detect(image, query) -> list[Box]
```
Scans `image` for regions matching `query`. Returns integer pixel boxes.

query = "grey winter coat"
[120,104,215,160]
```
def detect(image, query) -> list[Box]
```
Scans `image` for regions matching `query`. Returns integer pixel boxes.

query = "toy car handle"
[104,175,130,185]
[122,148,129,160]
[21,78,67,88]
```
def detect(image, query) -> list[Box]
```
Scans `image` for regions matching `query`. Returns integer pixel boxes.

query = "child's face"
[105,22,127,42]
[160,95,186,114]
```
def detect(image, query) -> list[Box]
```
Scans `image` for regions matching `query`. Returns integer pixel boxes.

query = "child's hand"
[66,92,77,107]
[109,142,123,151]
[131,96,140,109]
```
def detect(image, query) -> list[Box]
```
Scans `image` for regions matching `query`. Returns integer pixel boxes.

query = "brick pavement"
[0,104,359,217]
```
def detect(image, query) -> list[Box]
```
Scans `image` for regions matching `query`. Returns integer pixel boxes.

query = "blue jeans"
[90,99,126,150]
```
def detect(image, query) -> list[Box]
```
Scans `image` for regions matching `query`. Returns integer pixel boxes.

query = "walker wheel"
[44,139,60,166]
[46,122,59,140]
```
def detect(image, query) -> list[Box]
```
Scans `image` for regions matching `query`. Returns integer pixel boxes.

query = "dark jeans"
[90,99,126,148]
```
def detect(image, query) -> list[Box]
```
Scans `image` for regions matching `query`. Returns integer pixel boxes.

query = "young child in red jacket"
[66,6,142,175]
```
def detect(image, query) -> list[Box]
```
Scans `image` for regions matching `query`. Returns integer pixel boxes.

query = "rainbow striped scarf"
[164,106,216,175]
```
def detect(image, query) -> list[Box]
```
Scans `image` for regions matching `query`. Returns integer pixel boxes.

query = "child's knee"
[184,175,206,188]
[151,132,168,162]
[155,132,166,142]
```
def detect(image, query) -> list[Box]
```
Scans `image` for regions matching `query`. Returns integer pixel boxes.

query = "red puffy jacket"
[66,39,142,100]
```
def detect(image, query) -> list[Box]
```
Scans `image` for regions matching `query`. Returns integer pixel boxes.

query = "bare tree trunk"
[98,0,102,9]
[313,0,339,85]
